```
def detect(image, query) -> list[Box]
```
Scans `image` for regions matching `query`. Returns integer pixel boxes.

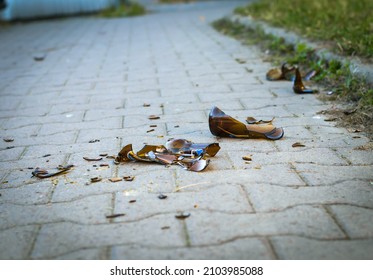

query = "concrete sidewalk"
[0,0,372,259]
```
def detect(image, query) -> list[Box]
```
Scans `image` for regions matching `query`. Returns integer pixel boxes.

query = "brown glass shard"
[292,142,306,147]
[209,106,284,140]
[242,155,252,161]
[109,177,123,182]
[293,68,317,94]
[123,176,135,181]
[266,63,295,81]
[186,159,210,172]
[246,117,275,125]
[83,156,103,161]
[32,165,74,179]
[90,177,102,183]
[106,213,125,219]
[148,115,160,120]
[175,212,191,220]
[158,194,168,199]
[165,138,220,157]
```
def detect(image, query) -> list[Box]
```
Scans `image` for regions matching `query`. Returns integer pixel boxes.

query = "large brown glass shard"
[32,165,74,178]
[209,106,284,140]
[293,68,317,94]
[266,63,295,81]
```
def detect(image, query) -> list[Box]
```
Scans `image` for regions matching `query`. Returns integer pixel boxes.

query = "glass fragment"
[115,139,220,172]
[293,68,317,94]
[32,165,74,179]
[209,106,284,140]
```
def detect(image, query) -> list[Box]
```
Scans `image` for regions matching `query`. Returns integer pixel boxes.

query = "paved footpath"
[1,0,372,259]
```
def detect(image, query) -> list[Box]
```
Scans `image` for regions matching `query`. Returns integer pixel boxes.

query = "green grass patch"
[100,1,146,18]
[213,18,373,136]
[159,0,195,3]
[234,0,373,60]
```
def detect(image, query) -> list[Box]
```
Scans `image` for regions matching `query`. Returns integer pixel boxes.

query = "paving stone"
[52,248,108,260]
[0,225,39,259]
[245,181,373,212]
[0,181,53,204]
[229,148,346,167]
[113,183,252,222]
[0,146,25,163]
[111,237,273,260]
[0,194,112,230]
[176,164,305,187]
[31,215,185,259]
[38,117,122,135]
[271,236,373,259]
[335,147,373,165]
[329,205,373,238]
[1,154,67,173]
[294,164,373,186]
[185,206,344,245]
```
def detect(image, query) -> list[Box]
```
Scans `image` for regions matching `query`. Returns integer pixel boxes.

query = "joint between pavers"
[288,162,309,186]
[263,237,279,260]
[239,184,256,213]
[334,151,353,166]
[323,205,350,240]
[182,220,192,247]
[27,224,42,260]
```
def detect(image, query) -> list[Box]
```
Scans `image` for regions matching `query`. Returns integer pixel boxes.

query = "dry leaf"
[324,117,337,122]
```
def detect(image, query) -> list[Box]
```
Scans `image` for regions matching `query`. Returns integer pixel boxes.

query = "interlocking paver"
[245,181,373,212]
[271,236,373,260]
[111,237,273,260]
[0,0,372,259]
[0,225,39,260]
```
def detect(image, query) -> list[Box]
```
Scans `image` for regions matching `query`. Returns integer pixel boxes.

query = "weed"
[100,0,146,18]
[234,0,373,60]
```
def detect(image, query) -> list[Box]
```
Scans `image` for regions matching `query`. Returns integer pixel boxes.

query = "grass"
[100,0,146,18]
[212,18,373,137]
[234,0,373,60]
[159,0,195,3]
